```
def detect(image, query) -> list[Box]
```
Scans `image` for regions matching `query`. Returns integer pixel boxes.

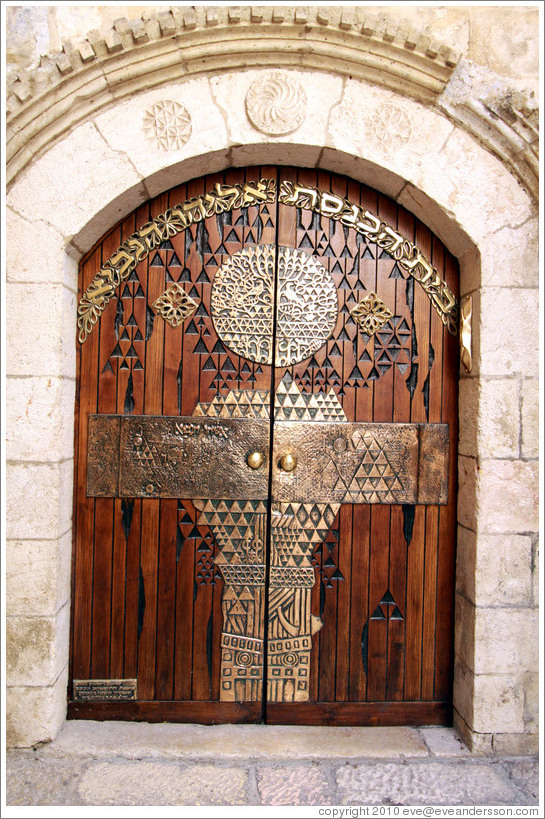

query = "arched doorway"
[70,166,459,726]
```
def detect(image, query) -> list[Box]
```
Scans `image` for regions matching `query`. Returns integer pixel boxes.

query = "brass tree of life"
[210,245,338,367]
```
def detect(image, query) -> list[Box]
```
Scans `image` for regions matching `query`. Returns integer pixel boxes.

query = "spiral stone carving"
[245,71,307,135]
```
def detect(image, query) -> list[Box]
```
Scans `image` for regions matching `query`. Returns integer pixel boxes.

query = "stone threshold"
[38,721,471,761]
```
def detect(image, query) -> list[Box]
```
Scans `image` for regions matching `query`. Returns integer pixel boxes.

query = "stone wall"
[5,5,540,752]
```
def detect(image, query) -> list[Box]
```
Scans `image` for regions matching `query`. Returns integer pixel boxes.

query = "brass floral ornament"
[350,293,394,337]
[152,282,197,328]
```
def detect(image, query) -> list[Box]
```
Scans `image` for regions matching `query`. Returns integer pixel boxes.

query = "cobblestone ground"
[5,724,539,808]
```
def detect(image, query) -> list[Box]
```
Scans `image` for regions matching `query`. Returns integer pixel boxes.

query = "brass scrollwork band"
[278,181,458,335]
[77,177,458,343]
[77,179,276,343]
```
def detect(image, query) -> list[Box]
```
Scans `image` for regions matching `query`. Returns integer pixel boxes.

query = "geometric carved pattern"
[152,282,197,328]
[211,246,337,367]
[350,292,394,337]
[142,100,192,151]
[323,428,404,504]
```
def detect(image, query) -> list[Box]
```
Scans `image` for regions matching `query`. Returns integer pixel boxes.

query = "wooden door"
[69,167,458,725]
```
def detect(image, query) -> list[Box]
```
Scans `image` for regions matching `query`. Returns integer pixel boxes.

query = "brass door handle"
[246,451,265,469]
[279,453,297,472]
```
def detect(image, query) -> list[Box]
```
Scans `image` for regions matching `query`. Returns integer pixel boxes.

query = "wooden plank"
[267,700,450,726]
[434,251,459,702]
[71,248,101,682]
[348,504,370,701]
[68,701,262,723]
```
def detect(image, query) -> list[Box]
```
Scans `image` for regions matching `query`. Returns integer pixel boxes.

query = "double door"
[70,167,459,725]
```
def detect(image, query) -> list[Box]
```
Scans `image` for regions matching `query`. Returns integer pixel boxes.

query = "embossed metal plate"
[87,415,270,499]
[272,422,449,505]
[72,679,137,702]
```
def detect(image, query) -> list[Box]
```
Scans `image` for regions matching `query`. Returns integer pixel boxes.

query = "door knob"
[279,453,297,472]
[246,451,265,469]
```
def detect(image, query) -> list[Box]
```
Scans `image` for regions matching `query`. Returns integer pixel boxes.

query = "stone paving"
[5,722,540,808]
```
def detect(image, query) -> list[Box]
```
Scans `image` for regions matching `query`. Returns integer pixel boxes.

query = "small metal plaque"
[72,678,137,702]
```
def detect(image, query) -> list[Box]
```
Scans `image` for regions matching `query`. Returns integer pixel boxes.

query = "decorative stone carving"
[366,102,413,154]
[245,71,307,135]
[142,100,192,150]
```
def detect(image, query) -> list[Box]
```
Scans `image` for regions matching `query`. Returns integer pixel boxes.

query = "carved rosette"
[142,100,192,150]
[245,71,307,135]
[366,102,413,154]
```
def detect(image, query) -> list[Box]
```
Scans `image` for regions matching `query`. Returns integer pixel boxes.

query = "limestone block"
[143,149,232,200]
[6,460,73,540]
[452,711,493,755]
[454,592,475,671]
[474,608,538,675]
[43,722,428,760]
[472,674,525,734]
[419,727,470,757]
[523,672,539,734]
[6,377,75,462]
[521,378,539,458]
[457,456,477,532]
[329,79,454,187]
[477,459,538,534]
[77,762,248,806]
[6,208,68,285]
[7,603,69,687]
[452,661,474,728]
[458,377,478,457]
[6,284,76,377]
[473,534,533,607]
[318,148,406,201]
[476,220,539,289]
[503,758,539,801]
[6,668,68,748]
[403,127,533,247]
[7,121,146,241]
[336,760,517,806]
[476,379,519,458]
[6,531,71,617]
[210,69,343,150]
[230,142,322,170]
[492,733,539,756]
[455,525,476,603]
[257,765,333,805]
[398,182,475,259]
[478,287,539,378]
[94,78,228,187]
[467,7,539,85]
[531,540,538,605]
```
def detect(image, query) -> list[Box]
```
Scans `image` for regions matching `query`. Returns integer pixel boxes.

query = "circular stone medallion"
[211,245,338,367]
[245,71,307,135]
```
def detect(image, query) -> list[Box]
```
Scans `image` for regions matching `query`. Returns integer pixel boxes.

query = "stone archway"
[6,8,539,752]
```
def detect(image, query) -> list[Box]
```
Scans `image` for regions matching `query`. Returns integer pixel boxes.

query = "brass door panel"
[87,415,270,499]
